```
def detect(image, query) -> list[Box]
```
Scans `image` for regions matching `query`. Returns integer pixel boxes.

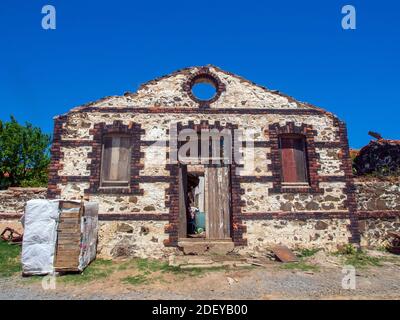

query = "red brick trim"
[237,175,346,183]
[47,116,68,199]
[98,213,169,221]
[357,210,400,219]
[182,67,226,107]
[85,120,144,195]
[267,122,322,194]
[0,213,23,220]
[4,210,399,222]
[61,107,334,116]
[337,120,361,245]
[241,211,350,220]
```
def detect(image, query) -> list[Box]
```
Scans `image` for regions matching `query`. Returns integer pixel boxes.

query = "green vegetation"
[58,259,115,284]
[343,252,382,268]
[0,241,22,277]
[275,247,322,272]
[0,116,51,189]
[279,249,321,272]
[337,244,358,255]
[297,248,320,258]
[123,274,150,285]
[281,260,319,272]
[56,257,228,286]
[120,258,228,286]
[333,245,383,268]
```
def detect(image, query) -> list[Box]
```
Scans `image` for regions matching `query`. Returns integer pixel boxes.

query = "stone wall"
[355,178,400,212]
[239,218,351,254]
[0,187,47,215]
[355,177,400,248]
[97,220,175,259]
[0,187,47,236]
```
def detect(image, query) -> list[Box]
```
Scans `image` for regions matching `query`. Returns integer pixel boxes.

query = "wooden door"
[178,165,188,238]
[205,166,231,239]
[280,136,307,183]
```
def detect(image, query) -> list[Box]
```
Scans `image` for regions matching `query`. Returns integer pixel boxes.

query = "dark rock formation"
[354,139,400,176]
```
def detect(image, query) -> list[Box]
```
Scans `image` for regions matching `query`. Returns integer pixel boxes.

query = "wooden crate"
[54,200,98,273]
[54,201,83,272]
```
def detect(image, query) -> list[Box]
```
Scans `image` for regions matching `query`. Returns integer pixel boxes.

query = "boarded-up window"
[100,135,131,188]
[279,135,308,183]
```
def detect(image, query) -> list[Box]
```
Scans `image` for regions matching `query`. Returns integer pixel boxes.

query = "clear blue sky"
[0,0,399,148]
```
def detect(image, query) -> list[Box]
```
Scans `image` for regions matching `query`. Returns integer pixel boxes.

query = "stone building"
[45,65,364,258]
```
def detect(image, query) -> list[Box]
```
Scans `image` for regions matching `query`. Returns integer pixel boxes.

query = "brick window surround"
[85,120,144,195]
[182,67,226,107]
[268,122,321,194]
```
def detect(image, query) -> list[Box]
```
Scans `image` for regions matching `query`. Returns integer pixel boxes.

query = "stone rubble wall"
[0,187,47,214]
[239,218,351,254]
[66,66,311,111]
[0,187,47,236]
[355,178,400,211]
[359,219,400,248]
[240,182,347,213]
[0,179,399,257]
[97,220,175,259]
[355,178,400,248]
[58,112,345,215]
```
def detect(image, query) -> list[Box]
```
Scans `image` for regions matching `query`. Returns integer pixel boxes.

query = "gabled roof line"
[54,65,338,121]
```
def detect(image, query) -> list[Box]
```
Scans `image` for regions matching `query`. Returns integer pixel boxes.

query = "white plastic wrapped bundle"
[21,199,60,275]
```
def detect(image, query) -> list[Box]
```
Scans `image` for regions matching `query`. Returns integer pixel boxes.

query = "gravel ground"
[1,258,399,300]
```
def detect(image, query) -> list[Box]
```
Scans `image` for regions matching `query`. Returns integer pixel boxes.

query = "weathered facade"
[42,65,384,258]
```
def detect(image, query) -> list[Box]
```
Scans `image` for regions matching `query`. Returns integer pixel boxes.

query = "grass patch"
[281,260,319,272]
[343,252,382,268]
[121,259,229,286]
[336,244,358,255]
[59,259,115,284]
[0,241,22,277]
[297,248,320,258]
[136,258,173,273]
[332,245,383,269]
[122,274,150,285]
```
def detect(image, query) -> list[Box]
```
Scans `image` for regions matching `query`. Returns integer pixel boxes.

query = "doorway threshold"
[178,238,234,255]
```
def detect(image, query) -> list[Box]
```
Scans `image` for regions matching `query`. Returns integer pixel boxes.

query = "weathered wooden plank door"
[178,165,188,238]
[205,166,231,239]
[280,136,307,183]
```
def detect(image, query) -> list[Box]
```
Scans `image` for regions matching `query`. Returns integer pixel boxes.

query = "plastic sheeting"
[21,199,60,275]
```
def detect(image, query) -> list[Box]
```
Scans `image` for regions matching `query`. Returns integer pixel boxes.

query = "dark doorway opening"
[178,164,231,240]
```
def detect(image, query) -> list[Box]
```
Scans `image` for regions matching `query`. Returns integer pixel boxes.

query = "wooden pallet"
[54,201,83,272]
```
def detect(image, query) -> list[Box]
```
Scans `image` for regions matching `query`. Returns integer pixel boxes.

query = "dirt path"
[1,251,400,300]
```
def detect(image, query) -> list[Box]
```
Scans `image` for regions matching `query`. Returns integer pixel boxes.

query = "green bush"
[0,116,51,189]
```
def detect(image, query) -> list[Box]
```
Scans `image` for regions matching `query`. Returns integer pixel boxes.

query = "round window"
[183,70,225,105]
[191,82,217,101]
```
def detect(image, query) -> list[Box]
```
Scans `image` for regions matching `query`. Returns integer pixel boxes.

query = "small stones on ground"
[226,277,237,286]
[227,277,234,286]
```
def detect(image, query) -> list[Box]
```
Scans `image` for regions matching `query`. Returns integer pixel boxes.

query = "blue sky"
[0,0,399,148]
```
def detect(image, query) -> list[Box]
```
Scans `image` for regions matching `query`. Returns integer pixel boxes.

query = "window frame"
[99,133,132,189]
[278,133,309,186]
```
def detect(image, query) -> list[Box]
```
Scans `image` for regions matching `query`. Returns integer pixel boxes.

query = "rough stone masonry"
[1,65,399,258]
